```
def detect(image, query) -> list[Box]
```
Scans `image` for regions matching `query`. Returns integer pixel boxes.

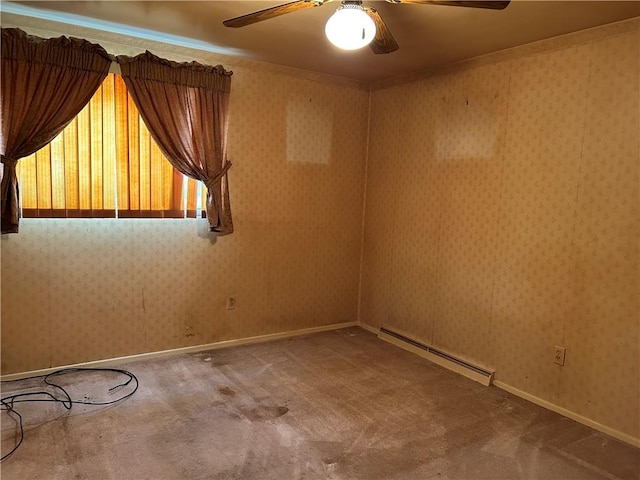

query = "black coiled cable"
[1,367,139,461]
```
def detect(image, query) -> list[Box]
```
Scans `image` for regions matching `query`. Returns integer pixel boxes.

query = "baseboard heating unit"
[378,326,495,386]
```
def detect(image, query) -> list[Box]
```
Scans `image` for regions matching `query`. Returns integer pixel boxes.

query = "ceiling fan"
[223,0,510,54]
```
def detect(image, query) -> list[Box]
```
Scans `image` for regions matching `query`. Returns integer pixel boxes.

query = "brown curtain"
[117,51,234,234]
[0,28,112,234]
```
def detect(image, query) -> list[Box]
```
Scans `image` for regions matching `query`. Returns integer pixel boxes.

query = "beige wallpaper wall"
[361,24,639,439]
[0,30,370,374]
[2,16,638,443]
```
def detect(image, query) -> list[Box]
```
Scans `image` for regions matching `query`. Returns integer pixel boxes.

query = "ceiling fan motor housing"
[326,2,377,50]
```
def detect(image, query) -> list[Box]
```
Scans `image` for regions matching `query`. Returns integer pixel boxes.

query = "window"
[17,74,206,219]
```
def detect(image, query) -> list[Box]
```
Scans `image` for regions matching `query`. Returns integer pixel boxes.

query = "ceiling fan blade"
[391,0,510,10]
[365,7,399,54]
[223,1,324,28]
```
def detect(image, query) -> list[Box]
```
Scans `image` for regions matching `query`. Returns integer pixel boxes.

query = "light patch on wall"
[286,94,333,164]
[436,95,499,160]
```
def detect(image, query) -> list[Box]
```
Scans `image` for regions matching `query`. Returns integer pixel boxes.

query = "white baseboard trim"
[7,321,634,448]
[1,321,358,381]
[493,380,640,448]
[357,322,380,335]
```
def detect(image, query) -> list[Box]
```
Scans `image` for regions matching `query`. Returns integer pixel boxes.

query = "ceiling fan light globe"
[325,6,376,51]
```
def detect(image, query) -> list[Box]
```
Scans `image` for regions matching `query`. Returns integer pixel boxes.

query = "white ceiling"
[3,1,639,82]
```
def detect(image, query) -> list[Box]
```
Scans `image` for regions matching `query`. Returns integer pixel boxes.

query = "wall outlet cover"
[554,345,566,366]
[226,297,236,310]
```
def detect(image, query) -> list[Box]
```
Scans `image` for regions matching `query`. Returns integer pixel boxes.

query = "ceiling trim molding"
[371,16,640,91]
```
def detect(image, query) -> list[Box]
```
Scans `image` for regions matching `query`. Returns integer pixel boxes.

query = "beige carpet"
[1,327,638,479]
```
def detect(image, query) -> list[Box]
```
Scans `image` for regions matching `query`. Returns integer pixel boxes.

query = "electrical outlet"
[554,345,566,366]
[226,297,236,310]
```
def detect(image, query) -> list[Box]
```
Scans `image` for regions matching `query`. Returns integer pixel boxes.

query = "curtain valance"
[2,27,114,71]
[117,51,232,92]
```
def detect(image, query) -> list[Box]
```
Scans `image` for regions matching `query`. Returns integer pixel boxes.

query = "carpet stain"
[242,405,289,422]
[217,386,236,397]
